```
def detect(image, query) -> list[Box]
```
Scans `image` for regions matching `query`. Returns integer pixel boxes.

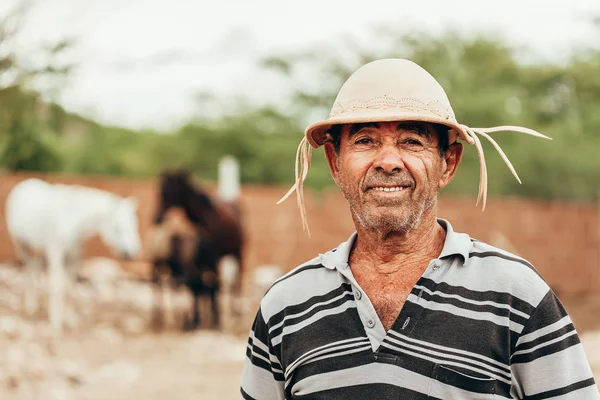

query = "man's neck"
[349,214,446,275]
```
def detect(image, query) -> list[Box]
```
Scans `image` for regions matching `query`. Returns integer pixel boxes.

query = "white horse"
[5,178,142,334]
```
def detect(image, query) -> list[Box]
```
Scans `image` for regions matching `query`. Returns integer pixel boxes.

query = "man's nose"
[374,145,405,174]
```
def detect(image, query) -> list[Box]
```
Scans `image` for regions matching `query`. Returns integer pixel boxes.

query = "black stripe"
[382,338,510,381]
[247,340,270,361]
[246,346,273,372]
[240,387,257,400]
[387,330,511,375]
[264,263,324,296]
[511,333,581,364]
[514,323,575,353]
[287,347,375,391]
[287,339,371,377]
[404,304,513,368]
[417,289,529,327]
[272,307,365,368]
[269,293,355,338]
[433,363,499,394]
[522,377,596,400]
[267,283,353,328]
[417,278,536,316]
[469,251,541,277]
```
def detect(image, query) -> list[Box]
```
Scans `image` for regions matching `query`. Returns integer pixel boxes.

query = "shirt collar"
[319,218,471,270]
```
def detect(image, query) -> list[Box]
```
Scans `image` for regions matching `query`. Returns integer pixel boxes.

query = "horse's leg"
[231,249,244,317]
[150,263,165,330]
[46,245,66,335]
[63,248,81,329]
[192,292,201,330]
[183,287,201,331]
[210,285,220,329]
[17,242,42,317]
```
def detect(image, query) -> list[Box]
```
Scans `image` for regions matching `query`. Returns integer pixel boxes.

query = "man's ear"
[324,142,341,186]
[439,142,463,189]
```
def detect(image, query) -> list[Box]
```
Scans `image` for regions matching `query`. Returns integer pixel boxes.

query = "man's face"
[324,121,462,234]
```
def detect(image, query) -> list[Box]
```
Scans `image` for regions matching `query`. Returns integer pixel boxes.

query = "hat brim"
[305,109,472,148]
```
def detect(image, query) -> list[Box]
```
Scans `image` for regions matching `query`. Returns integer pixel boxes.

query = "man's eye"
[355,138,372,145]
[403,139,422,146]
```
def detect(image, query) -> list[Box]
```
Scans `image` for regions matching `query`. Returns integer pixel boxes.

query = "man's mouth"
[370,186,408,192]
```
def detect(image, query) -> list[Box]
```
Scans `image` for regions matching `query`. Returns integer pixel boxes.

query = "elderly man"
[240,59,598,399]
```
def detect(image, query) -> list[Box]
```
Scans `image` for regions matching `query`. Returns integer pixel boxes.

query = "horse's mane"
[157,170,238,229]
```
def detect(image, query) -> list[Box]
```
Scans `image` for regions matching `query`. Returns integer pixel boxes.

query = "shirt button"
[355,290,362,300]
[432,263,441,271]
[402,317,411,330]
[366,319,375,328]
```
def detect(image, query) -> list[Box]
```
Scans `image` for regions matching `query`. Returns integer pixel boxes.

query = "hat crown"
[329,58,456,120]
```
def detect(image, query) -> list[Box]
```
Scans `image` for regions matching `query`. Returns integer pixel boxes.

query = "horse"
[5,178,142,335]
[146,208,221,330]
[153,169,245,310]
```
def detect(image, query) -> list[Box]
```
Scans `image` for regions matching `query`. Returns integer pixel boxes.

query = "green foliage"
[1,13,599,201]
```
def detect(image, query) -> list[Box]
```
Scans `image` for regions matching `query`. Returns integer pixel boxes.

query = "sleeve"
[510,290,599,399]
[240,306,285,400]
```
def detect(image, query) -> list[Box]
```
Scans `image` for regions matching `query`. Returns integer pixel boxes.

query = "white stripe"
[512,330,578,357]
[388,330,510,371]
[384,335,511,379]
[304,345,372,367]
[247,343,272,366]
[268,290,354,335]
[285,338,370,379]
[515,315,572,347]
[250,330,281,366]
[511,343,596,396]
[249,330,270,354]
[410,294,524,333]
[381,342,511,385]
[271,301,357,346]
[414,284,530,319]
[291,362,432,396]
[285,345,372,389]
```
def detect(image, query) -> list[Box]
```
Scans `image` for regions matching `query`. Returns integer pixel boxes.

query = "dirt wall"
[0,171,598,295]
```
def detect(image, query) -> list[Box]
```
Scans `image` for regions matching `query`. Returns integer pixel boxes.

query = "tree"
[0,1,74,171]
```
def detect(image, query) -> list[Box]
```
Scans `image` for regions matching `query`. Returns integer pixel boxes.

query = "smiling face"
[324,121,463,235]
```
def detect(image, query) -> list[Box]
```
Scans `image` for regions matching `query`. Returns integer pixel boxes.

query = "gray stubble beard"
[339,177,437,236]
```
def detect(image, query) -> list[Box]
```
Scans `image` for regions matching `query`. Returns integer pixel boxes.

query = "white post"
[218,155,240,203]
[217,155,241,322]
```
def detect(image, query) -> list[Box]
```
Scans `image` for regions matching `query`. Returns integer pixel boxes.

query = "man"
[240,59,598,399]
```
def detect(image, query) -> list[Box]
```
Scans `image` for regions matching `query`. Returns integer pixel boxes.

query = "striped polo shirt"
[241,219,598,399]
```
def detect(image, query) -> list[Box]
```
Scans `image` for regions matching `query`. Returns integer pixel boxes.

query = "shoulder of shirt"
[257,253,339,321]
[466,237,551,304]
[261,254,325,296]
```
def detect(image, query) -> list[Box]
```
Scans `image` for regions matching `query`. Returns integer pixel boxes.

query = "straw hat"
[278,58,551,235]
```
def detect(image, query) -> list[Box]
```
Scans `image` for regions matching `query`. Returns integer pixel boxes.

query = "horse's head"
[159,169,192,209]
[100,196,142,260]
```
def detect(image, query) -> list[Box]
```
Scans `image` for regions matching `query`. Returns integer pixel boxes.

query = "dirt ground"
[0,261,259,400]
[1,262,600,400]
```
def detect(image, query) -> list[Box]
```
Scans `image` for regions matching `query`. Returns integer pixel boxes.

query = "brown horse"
[146,208,220,330]
[154,170,245,311]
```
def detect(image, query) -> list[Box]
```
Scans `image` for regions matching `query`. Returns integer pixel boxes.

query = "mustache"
[362,171,415,190]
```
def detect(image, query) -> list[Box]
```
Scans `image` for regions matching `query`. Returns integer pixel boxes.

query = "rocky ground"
[0,260,258,400]
[0,261,599,400]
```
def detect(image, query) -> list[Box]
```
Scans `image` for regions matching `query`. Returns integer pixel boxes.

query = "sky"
[2,0,599,130]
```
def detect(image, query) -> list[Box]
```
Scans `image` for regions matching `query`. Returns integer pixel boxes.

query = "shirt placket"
[337,262,387,352]
[336,258,449,353]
